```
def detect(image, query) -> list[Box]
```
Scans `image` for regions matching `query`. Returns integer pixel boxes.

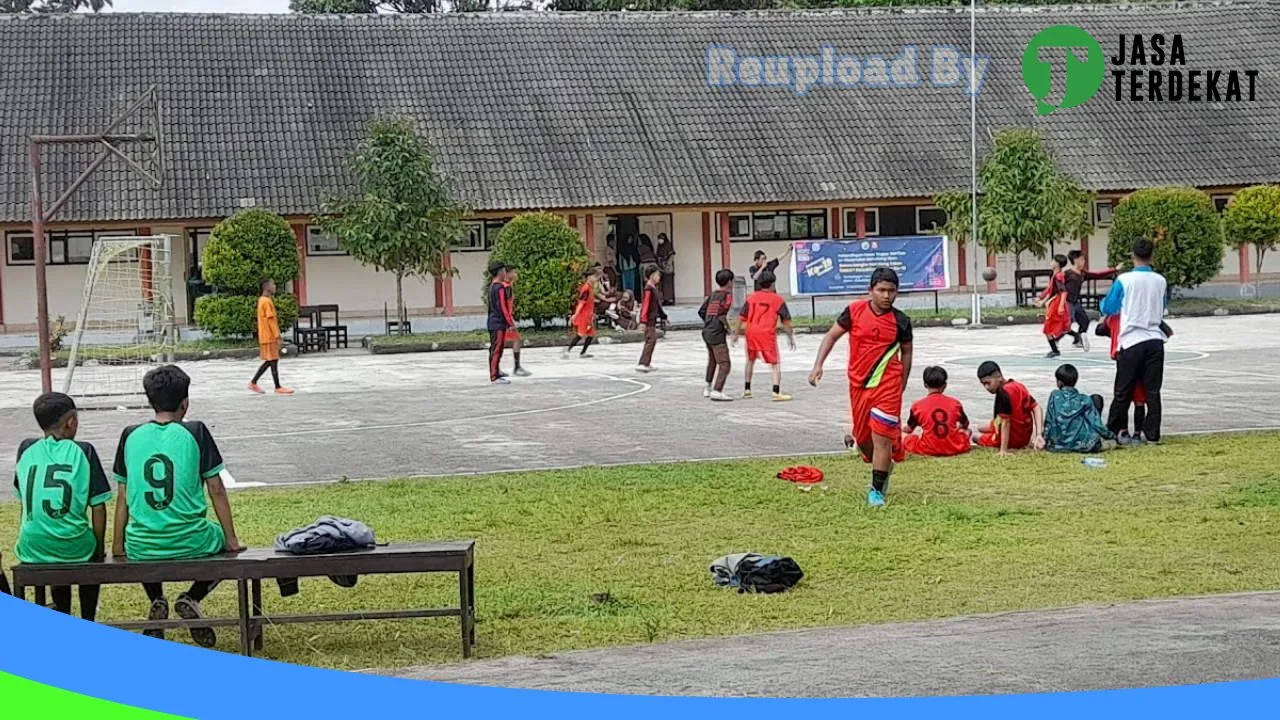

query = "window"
[841,208,880,237]
[1212,195,1232,213]
[306,225,347,256]
[728,213,752,240]
[187,228,214,266]
[916,206,948,234]
[1094,200,1115,227]
[456,219,511,251]
[6,230,133,266]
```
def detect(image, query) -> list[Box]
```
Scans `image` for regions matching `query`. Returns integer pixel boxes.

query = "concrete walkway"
[390,591,1280,697]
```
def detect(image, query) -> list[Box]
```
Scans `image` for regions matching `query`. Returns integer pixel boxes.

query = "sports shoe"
[579,353,593,359]
[1045,350,1061,359]
[703,387,712,398]
[247,383,264,394]
[844,433,856,449]
[514,368,532,377]
[867,489,886,508]
[742,389,753,399]
[274,387,294,395]
[635,365,653,373]
[174,593,217,648]
[1117,432,1146,447]
[492,377,511,385]
[772,392,793,402]
[709,391,734,402]
[146,597,169,640]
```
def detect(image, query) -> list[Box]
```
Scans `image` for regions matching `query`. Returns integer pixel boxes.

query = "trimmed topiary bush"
[203,209,300,295]
[194,293,299,339]
[1108,187,1224,290]
[486,212,590,328]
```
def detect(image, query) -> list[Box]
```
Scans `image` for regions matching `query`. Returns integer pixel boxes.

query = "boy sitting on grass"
[975,361,1045,456]
[112,364,245,647]
[14,392,112,620]
[1044,363,1114,454]
[902,366,971,457]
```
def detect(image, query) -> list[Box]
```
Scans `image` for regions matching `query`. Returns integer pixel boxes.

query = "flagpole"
[968,0,984,326]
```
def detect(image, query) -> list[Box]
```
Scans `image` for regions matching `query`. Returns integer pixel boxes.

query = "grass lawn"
[3,432,1280,671]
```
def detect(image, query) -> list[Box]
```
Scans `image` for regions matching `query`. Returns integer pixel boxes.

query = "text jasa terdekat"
[1112,34,1258,102]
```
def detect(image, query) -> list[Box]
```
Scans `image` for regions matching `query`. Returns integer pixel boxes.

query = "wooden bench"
[315,303,349,349]
[10,541,476,658]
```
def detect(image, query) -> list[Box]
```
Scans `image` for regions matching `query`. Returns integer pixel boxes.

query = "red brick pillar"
[290,223,308,306]
[855,208,867,238]
[830,207,841,238]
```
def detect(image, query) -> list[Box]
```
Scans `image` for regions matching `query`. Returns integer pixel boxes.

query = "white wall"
[670,211,705,302]
[304,254,436,316]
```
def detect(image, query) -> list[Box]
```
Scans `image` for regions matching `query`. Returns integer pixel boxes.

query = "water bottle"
[1082,457,1107,469]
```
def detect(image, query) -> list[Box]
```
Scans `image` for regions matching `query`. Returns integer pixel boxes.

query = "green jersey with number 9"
[14,437,113,564]
[112,421,227,560]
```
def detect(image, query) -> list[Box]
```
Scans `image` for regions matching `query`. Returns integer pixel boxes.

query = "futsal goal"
[62,235,178,407]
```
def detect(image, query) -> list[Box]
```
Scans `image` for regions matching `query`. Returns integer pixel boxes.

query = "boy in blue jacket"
[1044,364,1115,453]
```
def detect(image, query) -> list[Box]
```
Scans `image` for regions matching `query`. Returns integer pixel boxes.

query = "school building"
[0,4,1277,330]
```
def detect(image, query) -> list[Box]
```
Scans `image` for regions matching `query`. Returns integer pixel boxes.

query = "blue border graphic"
[2,593,1279,719]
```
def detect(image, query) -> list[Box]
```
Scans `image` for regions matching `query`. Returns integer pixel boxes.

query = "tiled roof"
[1,4,1277,222]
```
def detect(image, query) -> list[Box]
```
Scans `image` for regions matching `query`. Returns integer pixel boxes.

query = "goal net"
[62,236,178,407]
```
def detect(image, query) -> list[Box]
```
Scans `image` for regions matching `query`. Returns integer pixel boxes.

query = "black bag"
[735,555,804,594]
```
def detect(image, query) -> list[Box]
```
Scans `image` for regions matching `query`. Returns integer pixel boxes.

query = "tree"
[1,0,110,10]
[316,117,468,327]
[977,128,1091,274]
[1107,187,1224,291]
[932,189,974,250]
[487,212,590,328]
[1222,185,1280,296]
[194,209,301,338]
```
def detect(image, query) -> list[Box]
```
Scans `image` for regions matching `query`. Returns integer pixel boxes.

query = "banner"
[789,236,951,296]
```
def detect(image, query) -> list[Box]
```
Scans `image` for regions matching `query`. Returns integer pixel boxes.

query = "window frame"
[456,218,511,252]
[841,207,881,238]
[1211,194,1233,214]
[304,225,348,257]
[915,205,948,235]
[6,229,135,267]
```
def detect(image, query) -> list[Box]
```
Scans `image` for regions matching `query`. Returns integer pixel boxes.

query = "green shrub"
[194,293,299,339]
[203,209,300,295]
[1108,187,1224,290]
[487,212,590,327]
[1222,185,1280,280]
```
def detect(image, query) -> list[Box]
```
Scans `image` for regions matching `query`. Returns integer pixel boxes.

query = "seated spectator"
[614,290,638,331]
[1044,363,1114,453]
[974,361,1045,456]
[903,366,971,457]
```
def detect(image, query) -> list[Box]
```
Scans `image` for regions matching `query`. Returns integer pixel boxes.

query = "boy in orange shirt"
[902,366,971,457]
[248,278,293,395]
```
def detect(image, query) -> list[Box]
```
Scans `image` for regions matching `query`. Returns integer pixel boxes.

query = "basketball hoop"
[29,85,168,393]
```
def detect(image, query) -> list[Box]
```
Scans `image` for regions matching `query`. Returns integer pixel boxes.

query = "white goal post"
[62,235,179,406]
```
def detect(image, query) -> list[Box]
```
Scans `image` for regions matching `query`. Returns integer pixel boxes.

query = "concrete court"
[392,591,1280,697]
[0,312,1277,501]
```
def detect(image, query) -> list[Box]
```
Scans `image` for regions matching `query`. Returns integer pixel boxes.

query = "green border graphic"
[1,670,191,719]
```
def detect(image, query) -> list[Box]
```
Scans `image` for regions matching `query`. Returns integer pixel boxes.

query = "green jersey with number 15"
[14,437,112,564]
[112,420,227,561]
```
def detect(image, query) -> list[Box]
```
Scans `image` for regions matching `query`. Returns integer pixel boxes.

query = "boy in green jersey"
[13,392,111,620]
[111,364,245,647]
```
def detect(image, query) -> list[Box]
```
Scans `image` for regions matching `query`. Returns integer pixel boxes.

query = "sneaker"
[492,377,511,385]
[146,597,169,640]
[174,594,217,648]
[772,392,793,402]
[1045,350,1061,359]
[514,368,532,377]
[635,365,653,373]
[844,433,856,449]
[867,489,886,508]
[274,387,294,395]
[709,391,734,402]
[703,387,712,398]
[248,383,264,394]
[742,389,753,399]
[1117,433,1146,447]
[579,353,593,359]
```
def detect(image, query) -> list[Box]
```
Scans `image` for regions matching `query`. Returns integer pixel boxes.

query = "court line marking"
[221,424,1280,492]
[216,374,652,442]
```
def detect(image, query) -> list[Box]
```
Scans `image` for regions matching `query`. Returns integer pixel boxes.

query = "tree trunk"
[1256,245,1266,298]
[395,270,406,333]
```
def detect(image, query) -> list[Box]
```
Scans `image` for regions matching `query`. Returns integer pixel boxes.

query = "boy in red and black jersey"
[635,266,667,373]
[698,269,736,401]
[809,267,913,508]
[903,366,971,458]
[975,361,1045,456]
[486,261,516,385]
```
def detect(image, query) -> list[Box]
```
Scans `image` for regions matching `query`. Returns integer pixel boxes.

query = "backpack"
[710,553,804,594]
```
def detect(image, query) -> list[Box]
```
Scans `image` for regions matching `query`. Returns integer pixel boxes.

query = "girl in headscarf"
[656,233,676,305]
